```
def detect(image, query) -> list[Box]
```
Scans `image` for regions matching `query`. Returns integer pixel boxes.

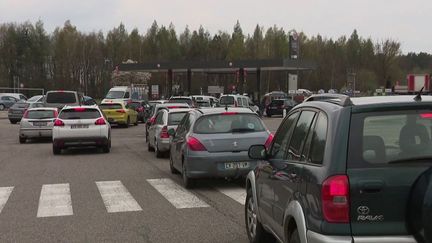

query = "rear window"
[194,113,265,134]
[127,102,141,110]
[348,109,432,167]
[168,98,192,106]
[220,96,235,105]
[46,92,77,104]
[27,110,56,119]
[11,102,29,109]
[197,101,210,107]
[99,104,123,110]
[59,109,101,119]
[270,100,285,106]
[106,91,125,99]
[168,112,188,125]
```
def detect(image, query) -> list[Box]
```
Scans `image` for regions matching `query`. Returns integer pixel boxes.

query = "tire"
[134,117,138,126]
[10,120,18,124]
[245,188,275,243]
[182,161,195,189]
[53,145,61,155]
[102,139,111,153]
[0,104,4,111]
[124,117,130,128]
[147,141,155,152]
[170,153,179,174]
[19,137,26,144]
[289,229,301,243]
[155,140,163,158]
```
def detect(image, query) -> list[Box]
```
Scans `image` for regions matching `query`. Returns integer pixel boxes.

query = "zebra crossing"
[0,178,246,218]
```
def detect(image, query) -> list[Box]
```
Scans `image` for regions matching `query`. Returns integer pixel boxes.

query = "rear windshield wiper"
[387,156,432,164]
[231,128,255,133]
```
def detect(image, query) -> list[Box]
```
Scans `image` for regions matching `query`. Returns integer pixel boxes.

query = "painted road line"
[96,181,142,213]
[37,183,73,218]
[0,187,14,213]
[216,187,246,205]
[147,178,209,209]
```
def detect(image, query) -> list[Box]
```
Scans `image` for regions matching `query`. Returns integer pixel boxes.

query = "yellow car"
[99,102,138,127]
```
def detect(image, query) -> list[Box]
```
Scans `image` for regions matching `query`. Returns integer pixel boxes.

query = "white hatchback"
[52,106,111,154]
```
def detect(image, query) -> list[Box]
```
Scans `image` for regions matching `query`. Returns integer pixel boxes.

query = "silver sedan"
[19,107,58,143]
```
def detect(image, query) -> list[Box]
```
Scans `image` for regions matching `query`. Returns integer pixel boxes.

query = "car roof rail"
[304,94,353,107]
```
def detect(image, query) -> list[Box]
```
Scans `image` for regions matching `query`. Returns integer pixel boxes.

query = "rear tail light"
[264,133,274,148]
[321,175,350,223]
[160,126,169,138]
[95,117,106,125]
[23,111,29,119]
[187,136,207,151]
[54,119,65,127]
[149,117,156,124]
[167,106,181,109]
[116,109,126,113]
[138,107,144,112]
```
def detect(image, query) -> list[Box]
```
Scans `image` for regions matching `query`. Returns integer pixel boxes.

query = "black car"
[128,100,147,122]
[265,99,297,117]
[245,94,432,243]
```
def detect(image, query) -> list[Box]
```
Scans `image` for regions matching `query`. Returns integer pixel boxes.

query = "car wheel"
[155,140,163,158]
[245,188,275,243]
[53,145,61,155]
[182,161,194,189]
[0,104,4,111]
[134,118,138,126]
[102,140,111,153]
[289,229,301,243]
[267,113,272,118]
[10,120,18,124]
[147,141,154,152]
[169,153,179,174]
[19,137,26,144]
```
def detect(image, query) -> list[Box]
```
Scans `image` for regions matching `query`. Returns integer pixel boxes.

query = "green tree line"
[0,20,431,98]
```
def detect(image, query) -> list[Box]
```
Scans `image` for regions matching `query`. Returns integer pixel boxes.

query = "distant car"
[0,93,27,101]
[19,107,58,143]
[145,103,190,142]
[26,95,44,103]
[169,107,273,188]
[219,94,251,108]
[127,100,146,122]
[147,108,192,157]
[168,96,194,107]
[99,102,138,127]
[0,95,18,111]
[7,101,45,124]
[265,98,297,117]
[52,106,111,154]
[44,90,82,109]
[192,95,218,107]
[83,96,97,106]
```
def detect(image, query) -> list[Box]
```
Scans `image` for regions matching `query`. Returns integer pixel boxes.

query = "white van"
[191,95,218,107]
[219,94,252,108]
[102,85,146,103]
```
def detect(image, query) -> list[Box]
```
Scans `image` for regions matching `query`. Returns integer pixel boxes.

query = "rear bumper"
[185,151,257,178]
[106,115,128,124]
[53,137,109,148]
[156,138,170,152]
[20,128,52,138]
[307,231,416,243]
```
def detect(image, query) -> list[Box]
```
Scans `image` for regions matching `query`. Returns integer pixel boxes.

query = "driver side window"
[269,112,299,160]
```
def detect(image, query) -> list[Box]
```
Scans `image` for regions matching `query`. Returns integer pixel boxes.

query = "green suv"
[246,94,432,243]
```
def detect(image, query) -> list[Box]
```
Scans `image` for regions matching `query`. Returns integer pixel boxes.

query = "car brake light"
[116,109,126,113]
[187,136,206,151]
[54,119,65,127]
[149,117,156,124]
[160,126,169,138]
[222,112,238,115]
[23,111,29,119]
[167,106,181,109]
[321,175,350,223]
[95,117,106,125]
[420,113,432,119]
[264,133,274,148]
[74,107,86,112]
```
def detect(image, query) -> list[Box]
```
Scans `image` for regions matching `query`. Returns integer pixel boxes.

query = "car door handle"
[359,181,384,193]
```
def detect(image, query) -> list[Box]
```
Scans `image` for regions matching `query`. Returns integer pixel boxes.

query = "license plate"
[33,122,47,126]
[71,124,89,129]
[224,162,249,169]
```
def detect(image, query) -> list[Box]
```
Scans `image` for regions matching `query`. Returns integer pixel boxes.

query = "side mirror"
[248,145,267,160]
[167,128,176,137]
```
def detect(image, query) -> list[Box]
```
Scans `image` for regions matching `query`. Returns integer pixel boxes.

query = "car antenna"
[414,87,424,102]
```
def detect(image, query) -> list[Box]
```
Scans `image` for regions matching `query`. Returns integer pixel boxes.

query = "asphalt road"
[0,116,282,242]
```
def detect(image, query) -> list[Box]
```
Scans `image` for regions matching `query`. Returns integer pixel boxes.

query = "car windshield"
[168,112,188,125]
[168,98,192,106]
[219,96,234,105]
[349,109,432,167]
[106,91,125,99]
[46,92,76,104]
[27,110,56,119]
[197,101,210,107]
[270,100,285,106]
[27,96,42,102]
[59,109,101,119]
[99,104,123,110]
[194,113,265,134]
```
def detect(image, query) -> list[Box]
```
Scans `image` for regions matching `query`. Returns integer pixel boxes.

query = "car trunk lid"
[193,132,268,152]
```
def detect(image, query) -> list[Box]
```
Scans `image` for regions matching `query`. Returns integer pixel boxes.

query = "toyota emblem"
[357,206,370,215]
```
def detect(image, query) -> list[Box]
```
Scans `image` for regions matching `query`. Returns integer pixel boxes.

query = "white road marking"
[0,187,14,213]
[37,183,73,218]
[147,178,209,209]
[96,181,142,213]
[216,187,246,205]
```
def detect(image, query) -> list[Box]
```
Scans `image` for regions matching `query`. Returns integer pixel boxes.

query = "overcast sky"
[0,0,430,53]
